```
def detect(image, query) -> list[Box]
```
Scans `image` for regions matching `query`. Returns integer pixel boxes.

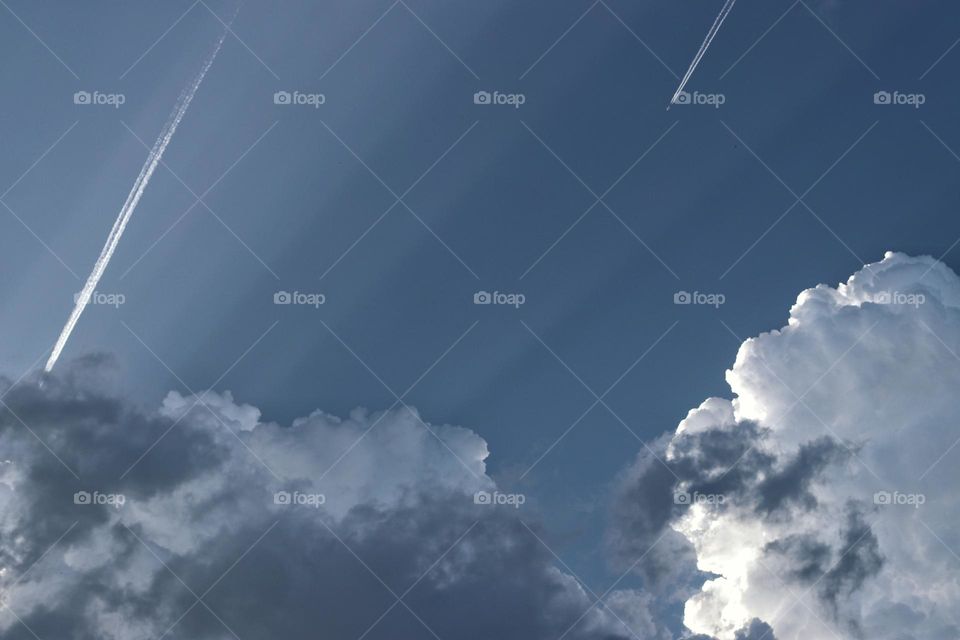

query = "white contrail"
[668,0,737,108]
[44,29,229,373]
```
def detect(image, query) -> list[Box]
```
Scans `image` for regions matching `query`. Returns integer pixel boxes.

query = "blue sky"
[3,2,960,638]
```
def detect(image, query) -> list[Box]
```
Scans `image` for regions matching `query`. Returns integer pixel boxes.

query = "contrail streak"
[668,0,737,108]
[44,28,229,373]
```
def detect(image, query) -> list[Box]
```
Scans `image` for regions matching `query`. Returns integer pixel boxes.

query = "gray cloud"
[0,359,657,640]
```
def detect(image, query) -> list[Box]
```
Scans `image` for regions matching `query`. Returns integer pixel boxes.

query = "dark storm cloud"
[0,360,653,640]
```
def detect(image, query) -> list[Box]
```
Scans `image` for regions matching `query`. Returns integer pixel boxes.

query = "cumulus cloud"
[0,361,659,640]
[611,252,960,640]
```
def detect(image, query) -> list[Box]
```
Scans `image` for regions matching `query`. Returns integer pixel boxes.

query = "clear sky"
[2,2,960,639]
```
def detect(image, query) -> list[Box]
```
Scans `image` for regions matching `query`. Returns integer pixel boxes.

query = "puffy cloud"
[0,361,653,640]
[612,252,960,640]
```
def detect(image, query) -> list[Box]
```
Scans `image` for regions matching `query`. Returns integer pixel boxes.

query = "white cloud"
[616,252,960,640]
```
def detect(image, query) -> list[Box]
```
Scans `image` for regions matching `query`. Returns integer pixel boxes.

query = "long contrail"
[668,0,737,108]
[44,28,229,372]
